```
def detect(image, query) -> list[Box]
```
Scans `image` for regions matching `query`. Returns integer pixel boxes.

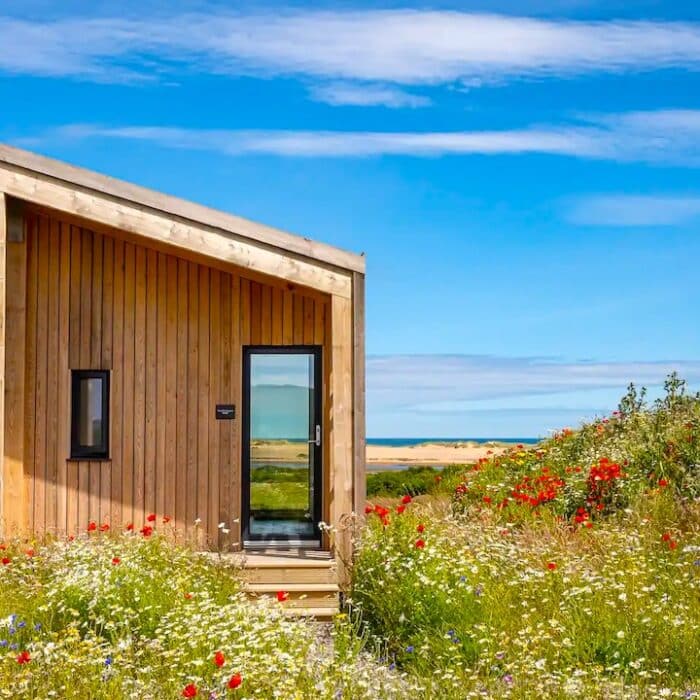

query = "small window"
[71,371,110,459]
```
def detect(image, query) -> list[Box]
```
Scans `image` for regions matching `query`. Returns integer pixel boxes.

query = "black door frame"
[241,345,323,545]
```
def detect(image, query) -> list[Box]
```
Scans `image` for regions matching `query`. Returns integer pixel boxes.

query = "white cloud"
[37,109,700,164]
[309,83,430,108]
[3,10,700,87]
[366,354,700,436]
[367,354,700,410]
[568,193,700,226]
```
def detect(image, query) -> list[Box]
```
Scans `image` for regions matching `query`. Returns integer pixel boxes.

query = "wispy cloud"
[366,354,700,436]
[368,355,700,409]
[3,10,700,89]
[309,83,430,108]
[35,109,700,165]
[568,193,700,226]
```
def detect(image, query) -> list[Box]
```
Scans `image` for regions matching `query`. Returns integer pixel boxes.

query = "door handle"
[308,424,321,447]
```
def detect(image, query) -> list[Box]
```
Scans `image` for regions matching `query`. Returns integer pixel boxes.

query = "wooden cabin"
[0,145,365,608]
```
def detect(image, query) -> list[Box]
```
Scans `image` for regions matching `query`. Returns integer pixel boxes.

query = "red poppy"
[401,495,412,505]
[112,557,121,566]
[87,521,97,532]
[669,540,678,550]
[396,505,406,514]
[482,496,492,505]
[416,524,425,533]
[546,562,557,571]
[147,513,156,522]
[658,479,669,488]
[140,525,153,538]
[214,650,225,667]
[182,684,198,698]
[16,650,30,664]
[184,592,193,600]
[662,532,672,542]
[25,549,35,557]
[125,523,134,531]
[100,523,110,532]
[228,673,242,690]
[162,516,171,524]
[415,539,425,549]
[364,504,373,515]
[1,557,10,565]
[68,535,75,542]
[276,590,289,602]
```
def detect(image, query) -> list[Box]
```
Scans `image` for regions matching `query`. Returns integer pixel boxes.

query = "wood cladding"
[22,210,329,544]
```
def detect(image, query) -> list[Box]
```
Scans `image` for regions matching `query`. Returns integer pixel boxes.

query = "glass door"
[242,347,322,546]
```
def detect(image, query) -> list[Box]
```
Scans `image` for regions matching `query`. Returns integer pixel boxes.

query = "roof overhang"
[0,144,365,298]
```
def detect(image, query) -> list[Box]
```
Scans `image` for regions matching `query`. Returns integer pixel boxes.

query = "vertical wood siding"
[23,211,329,544]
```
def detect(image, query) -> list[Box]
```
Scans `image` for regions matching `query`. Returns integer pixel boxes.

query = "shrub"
[367,465,462,498]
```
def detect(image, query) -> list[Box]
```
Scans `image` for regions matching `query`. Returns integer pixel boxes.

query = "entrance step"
[239,551,337,585]
[244,582,339,609]
[281,607,338,621]
[236,550,340,619]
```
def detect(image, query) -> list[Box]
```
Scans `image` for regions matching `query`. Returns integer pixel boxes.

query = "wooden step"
[212,550,340,618]
[249,594,339,610]
[245,583,339,594]
[239,552,337,585]
[244,582,339,609]
[243,565,337,584]
[282,607,338,621]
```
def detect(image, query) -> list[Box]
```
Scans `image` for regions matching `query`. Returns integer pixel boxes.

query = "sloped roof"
[0,143,365,275]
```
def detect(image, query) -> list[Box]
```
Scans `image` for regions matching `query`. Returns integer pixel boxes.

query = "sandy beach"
[366,441,509,466]
[252,439,515,467]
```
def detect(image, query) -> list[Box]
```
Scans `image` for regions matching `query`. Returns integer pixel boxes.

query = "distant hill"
[250,384,312,440]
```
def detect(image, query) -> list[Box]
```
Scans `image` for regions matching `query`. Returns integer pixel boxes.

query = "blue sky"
[3,0,700,437]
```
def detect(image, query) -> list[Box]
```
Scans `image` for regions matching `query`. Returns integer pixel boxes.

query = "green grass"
[250,464,308,483]
[249,465,310,514]
[250,482,309,513]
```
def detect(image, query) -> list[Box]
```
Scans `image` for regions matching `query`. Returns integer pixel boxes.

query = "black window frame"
[70,370,110,460]
[241,345,323,545]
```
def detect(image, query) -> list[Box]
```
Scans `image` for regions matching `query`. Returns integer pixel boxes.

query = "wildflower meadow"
[352,375,700,698]
[2,374,699,698]
[0,526,412,699]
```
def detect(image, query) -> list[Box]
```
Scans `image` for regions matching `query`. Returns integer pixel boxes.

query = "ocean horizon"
[366,437,539,446]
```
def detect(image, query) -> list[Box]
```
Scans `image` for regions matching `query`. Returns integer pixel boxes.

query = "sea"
[367,437,539,446]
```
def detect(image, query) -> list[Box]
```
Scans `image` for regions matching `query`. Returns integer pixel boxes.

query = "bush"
[367,465,462,498]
